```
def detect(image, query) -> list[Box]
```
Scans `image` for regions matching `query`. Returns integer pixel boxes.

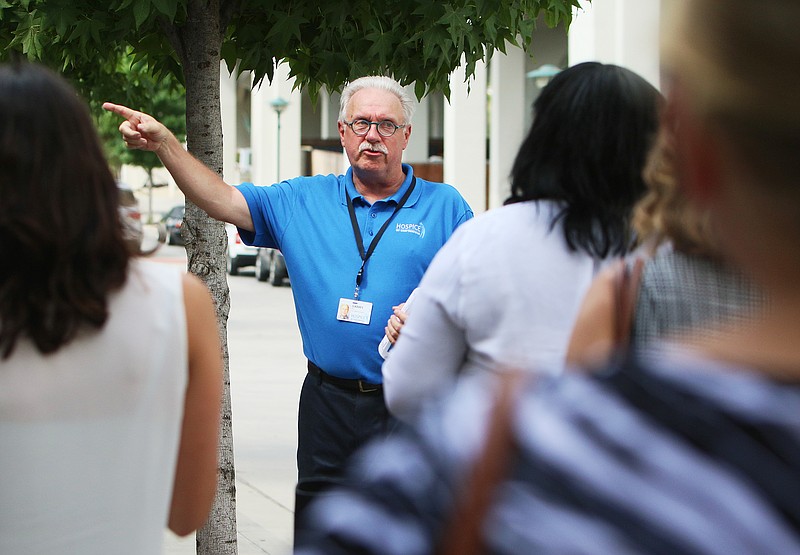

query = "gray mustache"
[359,141,388,154]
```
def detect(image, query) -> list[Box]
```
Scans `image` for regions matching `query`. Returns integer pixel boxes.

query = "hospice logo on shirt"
[395,222,426,239]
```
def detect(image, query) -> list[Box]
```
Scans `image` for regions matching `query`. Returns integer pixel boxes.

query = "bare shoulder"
[180,273,220,367]
[565,264,619,371]
[181,272,213,305]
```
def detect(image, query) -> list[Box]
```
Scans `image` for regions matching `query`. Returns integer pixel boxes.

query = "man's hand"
[384,303,408,346]
[102,102,171,153]
[103,101,255,232]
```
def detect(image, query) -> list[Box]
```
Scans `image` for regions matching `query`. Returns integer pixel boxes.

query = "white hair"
[338,76,416,125]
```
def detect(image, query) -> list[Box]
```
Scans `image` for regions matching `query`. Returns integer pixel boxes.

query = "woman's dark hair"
[506,62,661,257]
[0,62,129,358]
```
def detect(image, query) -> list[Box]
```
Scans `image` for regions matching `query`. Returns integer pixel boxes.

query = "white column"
[319,89,332,140]
[274,63,302,182]
[568,1,615,66]
[489,47,526,209]
[444,60,488,213]
[403,88,429,164]
[220,62,239,184]
[615,0,661,87]
[320,90,348,174]
[568,0,661,89]
[250,62,303,185]
[319,88,342,141]
[250,77,269,185]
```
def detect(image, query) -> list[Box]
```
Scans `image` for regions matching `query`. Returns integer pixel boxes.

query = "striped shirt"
[296,346,800,554]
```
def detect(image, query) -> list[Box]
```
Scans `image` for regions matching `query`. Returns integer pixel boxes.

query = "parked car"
[160,205,185,246]
[226,223,258,275]
[254,248,290,286]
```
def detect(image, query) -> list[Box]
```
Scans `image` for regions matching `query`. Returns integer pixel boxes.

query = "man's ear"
[402,123,412,150]
[338,121,346,147]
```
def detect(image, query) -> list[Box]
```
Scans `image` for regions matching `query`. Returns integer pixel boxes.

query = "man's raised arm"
[103,102,253,231]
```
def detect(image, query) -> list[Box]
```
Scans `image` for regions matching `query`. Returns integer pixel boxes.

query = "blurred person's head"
[632,126,717,257]
[506,62,662,258]
[0,61,129,358]
[661,0,800,288]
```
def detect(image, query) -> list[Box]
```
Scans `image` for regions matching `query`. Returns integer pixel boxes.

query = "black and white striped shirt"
[297,347,800,554]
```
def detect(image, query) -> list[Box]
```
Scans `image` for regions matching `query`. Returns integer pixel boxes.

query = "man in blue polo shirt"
[104,76,472,526]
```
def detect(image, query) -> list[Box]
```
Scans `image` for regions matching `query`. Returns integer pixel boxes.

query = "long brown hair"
[0,62,129,358]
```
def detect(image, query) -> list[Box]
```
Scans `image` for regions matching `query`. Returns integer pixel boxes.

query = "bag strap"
[613,257,645,351]
[438,371,524,555]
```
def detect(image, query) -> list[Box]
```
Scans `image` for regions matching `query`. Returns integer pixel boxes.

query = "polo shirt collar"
[342,164,422,207]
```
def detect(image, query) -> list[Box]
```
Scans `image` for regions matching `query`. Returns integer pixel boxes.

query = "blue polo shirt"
[236,164,473,383]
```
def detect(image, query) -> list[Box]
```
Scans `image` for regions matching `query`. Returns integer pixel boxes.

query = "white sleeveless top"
[0,260,188,554]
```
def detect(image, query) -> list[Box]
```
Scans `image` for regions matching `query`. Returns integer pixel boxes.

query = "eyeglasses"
[343,119,406,138]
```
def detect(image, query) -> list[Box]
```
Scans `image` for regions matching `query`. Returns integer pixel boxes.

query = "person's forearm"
[383,297,467,422]
[156,132,252,230]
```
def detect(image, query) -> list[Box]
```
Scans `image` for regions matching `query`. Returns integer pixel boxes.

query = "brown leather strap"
[438,371,525,555]
[613,257,645,351]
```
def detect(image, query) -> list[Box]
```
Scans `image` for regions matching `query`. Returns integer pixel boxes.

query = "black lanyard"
[346,176,416,299]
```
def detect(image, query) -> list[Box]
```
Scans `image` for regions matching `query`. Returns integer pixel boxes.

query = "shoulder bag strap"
[613,257,645,352]
[437,370,525,555]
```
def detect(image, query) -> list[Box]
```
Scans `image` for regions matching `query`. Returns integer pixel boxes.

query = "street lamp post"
[270,97,289,182]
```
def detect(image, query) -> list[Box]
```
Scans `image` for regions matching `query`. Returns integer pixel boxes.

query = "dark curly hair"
[506,62,662,258]
[0,62,129,358]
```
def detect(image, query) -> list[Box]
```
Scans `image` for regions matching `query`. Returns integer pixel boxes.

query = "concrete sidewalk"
[158,249,305,555]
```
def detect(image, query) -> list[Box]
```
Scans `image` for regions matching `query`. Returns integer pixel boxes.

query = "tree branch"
[219,0,243,42]
[159,17,185,65]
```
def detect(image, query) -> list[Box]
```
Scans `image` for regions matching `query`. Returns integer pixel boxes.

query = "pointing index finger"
[102,102,138,120]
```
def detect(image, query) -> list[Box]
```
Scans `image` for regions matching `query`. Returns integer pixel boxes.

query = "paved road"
[154,243,304,555]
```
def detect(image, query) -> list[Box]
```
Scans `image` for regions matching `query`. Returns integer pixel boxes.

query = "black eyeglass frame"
[343,119,407,137]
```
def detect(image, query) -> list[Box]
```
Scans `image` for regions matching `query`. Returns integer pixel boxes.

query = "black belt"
[307,361,382,394]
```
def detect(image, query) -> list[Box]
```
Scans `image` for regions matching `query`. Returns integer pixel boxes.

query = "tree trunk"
[175,1,238,553]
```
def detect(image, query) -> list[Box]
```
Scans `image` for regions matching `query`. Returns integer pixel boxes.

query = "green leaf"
[89,19,103,44]
[151,0,177,20]
[133,0,150,29]
[19,13,42,58]
[265,10,307,49]
[1,0,584,101]
[414,79,426,101]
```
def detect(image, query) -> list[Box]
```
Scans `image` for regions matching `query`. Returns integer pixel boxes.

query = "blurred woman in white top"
[0,61,222,554]
[382,62,661,422]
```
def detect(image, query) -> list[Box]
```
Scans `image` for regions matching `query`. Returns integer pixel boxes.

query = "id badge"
[337,298,373,325]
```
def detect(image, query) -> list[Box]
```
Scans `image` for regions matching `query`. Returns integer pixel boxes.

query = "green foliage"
[0,0,187,103]
[223,0,586,101]
[1,0,585,103]
[0,1,187,173]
